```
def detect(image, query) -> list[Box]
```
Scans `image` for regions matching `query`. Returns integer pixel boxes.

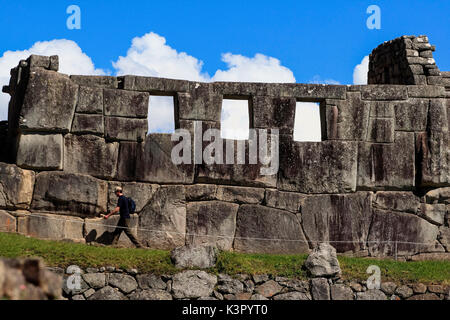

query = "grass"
[0,232,449,285]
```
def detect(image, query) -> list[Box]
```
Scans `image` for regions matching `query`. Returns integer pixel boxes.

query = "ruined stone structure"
[0,35,449,259]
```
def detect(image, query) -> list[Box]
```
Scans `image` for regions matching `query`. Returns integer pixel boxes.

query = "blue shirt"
[117,195,130,219]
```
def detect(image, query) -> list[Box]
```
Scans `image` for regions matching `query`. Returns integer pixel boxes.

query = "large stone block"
[32,172,107,216]
[234,204,309,254]
[0,163,35,210]
[138,185,186,249]
[20,69,78,132]
[367,118,394,143]
[21,213,84,242]
[136,134,194,184]
[278,137,357,193]
[215,186,264,204]
[64,134,119,180]
[177,83,221,121]
[368,209,442,257]
[253,96,296,134]
[84,214,139,247]
[107,182,159,213]
[104,117,147,142]
[186,201,239,250]
[0,210,16,232]
[394,99,428,131]
[116,142,139,181]
[71,114,104,135]
[16,134,63,170]
[104,89,149,118]
[301,192,373,253]
[123,75,189,92]
[407,85,445,98]
[373,191,420,213]
[265,189,306,213]
[75,86,103,114]
[70,75,118,89]
[185,184,217,201]
[361,85,407,100]
[357,132,415,189]
[326,92,369,140]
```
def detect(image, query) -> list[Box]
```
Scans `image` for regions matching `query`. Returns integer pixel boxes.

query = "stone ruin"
[0,35,449,260]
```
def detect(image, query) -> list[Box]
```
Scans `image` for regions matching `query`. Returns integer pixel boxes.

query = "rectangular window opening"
[147,95,175,134]
[220,98,250,140]
[293,102,322,142]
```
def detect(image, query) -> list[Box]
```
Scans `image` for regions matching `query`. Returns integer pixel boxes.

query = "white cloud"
[112,32,296,139]
[309,75,340,85]
[0,39,105,120]
[294,102,322,142]
[353,55,369,85]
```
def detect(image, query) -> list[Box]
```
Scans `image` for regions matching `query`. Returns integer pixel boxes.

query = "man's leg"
[111,217,125,245]
[123,218,144,248]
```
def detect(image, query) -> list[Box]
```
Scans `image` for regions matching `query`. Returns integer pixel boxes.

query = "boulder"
[356,289,387,300]
[32,172,108,216]
[407,293,440,300]
[128,289,172,300]
[254,280,282,298]
[171,270,217,299]
[84,214,139,247]
[64,134,119,180]
[304,243,341,277]
[234,204,309,254]
[278,138,357,193]
[19,69,78,132]
[171,245,218,269]
[395,285,414,299]
[16,134,63,170]
[217,279,244,295]
[136,274,166,290]
[310,278,330,300]
[301,192,373,253]
[273,292,310,300]
[330,284,354,300]
[108,273,138,294]
[186,201,238,250]
[0,163,35,210]
[88,286,126,300]
[81,273,106,289]
[138,185,186,249]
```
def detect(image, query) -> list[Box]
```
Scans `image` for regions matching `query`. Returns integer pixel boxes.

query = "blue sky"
[0,1,449,134]
[1,0,449,83]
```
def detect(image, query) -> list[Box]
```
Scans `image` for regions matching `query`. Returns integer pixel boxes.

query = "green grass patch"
[0,232,449,285]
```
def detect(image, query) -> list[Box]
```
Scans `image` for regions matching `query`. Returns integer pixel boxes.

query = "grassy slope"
[0,232,449,285]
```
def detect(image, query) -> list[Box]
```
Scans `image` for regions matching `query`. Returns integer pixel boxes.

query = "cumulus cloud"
[112,32,296,137]
[353,55,369,85]
[309,75,340,85]
[0,39,105,120]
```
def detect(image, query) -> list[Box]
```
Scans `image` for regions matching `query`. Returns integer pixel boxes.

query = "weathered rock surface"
[84,214,139,246]
[310,278,330,300]
[186,201,238,250]
[171,245,218,269]
[138,185,186,249]
[88,286,125,300]
[234,204,309,254]
[32,172,107,216]
[171,270,217,299]
[0,163,35,210]
[108,273,138,294]
[71,114,104,135]
[356,289,387,300]
[16,134,63,170]
[304,243,341,277]
[128,289,172,300]
[330,284,354,300]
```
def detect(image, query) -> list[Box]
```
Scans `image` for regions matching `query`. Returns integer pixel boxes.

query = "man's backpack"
[127,197,136,213]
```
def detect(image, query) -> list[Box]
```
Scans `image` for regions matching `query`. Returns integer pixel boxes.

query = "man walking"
[103,186,143,248]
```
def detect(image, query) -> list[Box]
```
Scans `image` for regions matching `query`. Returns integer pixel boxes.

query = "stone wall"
[57,266,449,301]
[0,35,449,259]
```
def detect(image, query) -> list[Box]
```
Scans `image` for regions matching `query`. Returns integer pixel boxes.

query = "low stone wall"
[55,266,450,301]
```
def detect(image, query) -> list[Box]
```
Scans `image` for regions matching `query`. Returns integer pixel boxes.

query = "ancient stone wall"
[0,35,449,259]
